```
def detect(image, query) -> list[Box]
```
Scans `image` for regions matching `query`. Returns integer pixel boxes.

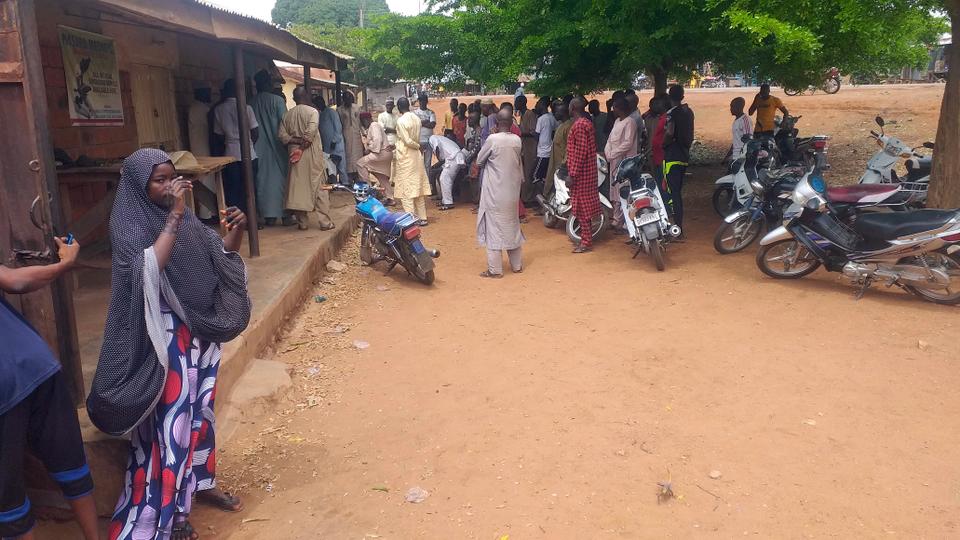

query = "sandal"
[572,246,592,254]
[417,220,429,227]
[439,205,454,211]
[197,488,244,512]
[479,271,503,279]
[319,223,336,231]
[172,517,200,540]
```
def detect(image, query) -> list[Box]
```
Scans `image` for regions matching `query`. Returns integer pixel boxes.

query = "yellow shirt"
[443,110,453,131]
[753,95,783,132]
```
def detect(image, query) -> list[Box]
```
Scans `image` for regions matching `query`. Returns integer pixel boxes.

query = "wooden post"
[233,46,259,257]
[335,69,343,106]
[0,0,83,402]
[303,65,312,99]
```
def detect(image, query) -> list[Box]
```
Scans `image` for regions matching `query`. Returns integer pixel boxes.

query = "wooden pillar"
[335,69,343,106]
[233,46,259,257]
[0,0,83,402]
[303,65,312,99]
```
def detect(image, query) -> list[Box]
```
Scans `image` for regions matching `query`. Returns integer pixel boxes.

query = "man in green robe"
[250,70,290,225]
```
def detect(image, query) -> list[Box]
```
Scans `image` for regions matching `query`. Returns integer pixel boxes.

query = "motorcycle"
[536,154,614,245]
[701,75,728,88]
[713,116,827,216]
[783,68,842,96]
[616,155,681,271]
[333,182,440,285]
[858,116,933,207]
[755,173,960,305]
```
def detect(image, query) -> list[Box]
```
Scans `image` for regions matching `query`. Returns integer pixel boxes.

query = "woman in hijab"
[87,148,252,540]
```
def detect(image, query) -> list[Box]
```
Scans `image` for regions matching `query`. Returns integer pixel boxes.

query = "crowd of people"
[0,78,792,540]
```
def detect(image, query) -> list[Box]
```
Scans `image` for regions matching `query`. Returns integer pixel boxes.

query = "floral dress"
[108,296,220,540]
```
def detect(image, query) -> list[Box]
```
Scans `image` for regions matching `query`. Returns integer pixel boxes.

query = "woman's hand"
[221,207,247,232]
[222,207,247,253]
[170,176,192,215]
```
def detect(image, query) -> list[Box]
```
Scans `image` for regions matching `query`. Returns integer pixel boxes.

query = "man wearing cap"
[378,98,399,146]
[413,93,438,194]
[394,97,432,224]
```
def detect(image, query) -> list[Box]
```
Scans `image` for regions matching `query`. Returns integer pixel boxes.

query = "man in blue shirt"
[0,237,98,540]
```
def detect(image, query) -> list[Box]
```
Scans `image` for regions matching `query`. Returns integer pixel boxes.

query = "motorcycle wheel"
[756,239,821,279]
[359,224,375,265]
[543,211,559,229]
[399,242,436,285]
[566,207,611,245]
[822,76,841,94]
[902,251,960,305]
[712,186,739,217]
[650,238,666,271]
[713,216,763,254]
[783,87,802,97]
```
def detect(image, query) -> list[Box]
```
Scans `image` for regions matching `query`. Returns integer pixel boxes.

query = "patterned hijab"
[87,148,251,435]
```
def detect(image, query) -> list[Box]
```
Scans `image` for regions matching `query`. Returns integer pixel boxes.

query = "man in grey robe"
[315,95,347,185]
[476,109,525,278]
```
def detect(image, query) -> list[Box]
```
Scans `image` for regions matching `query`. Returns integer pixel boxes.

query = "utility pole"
[359,0,364,28]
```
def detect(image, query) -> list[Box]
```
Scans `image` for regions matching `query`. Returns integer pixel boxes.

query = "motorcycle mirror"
[923,141,935,149]
[875,116,885,127]
[805,199,821,211]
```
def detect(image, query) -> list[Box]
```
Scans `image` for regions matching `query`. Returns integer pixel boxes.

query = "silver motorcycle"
[616,155,681,271]
[756,173,960,305]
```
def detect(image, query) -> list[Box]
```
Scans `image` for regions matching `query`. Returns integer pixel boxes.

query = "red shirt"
[652,114,667,166]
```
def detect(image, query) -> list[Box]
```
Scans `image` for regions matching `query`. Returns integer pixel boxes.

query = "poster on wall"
[58,26,124,126]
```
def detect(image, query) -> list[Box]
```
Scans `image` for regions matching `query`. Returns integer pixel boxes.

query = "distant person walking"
[394,97,432,224]
[280,86,335,231]
[250,69,290,225]
[662,84,695,230]
[477,109,525,278]
[749,83,788,135]
[567,97,601,253]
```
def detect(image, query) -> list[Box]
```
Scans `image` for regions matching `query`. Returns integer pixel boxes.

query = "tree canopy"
[272,0,390,28]
[368,0,946,95]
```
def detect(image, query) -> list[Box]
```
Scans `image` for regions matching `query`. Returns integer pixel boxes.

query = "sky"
[205,0,423,21]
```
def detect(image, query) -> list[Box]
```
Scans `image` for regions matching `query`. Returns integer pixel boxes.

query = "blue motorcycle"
[334,182,440,285]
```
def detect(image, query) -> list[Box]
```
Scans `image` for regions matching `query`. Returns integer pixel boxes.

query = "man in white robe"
[476,109,525,278]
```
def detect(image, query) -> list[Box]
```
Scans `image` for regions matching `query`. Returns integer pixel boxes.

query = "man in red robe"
[566,96,600,253]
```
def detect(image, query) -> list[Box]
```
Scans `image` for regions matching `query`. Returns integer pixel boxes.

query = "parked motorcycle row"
[537,154,683,271]
[710,114,960,305]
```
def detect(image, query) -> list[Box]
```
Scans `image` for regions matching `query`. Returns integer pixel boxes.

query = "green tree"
[290,23,400,88]
[272,0,390,27]
[927,1,959,208]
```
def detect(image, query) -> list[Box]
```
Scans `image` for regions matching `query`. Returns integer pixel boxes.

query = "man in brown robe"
[517,95,538,207]
[279,85,335,231]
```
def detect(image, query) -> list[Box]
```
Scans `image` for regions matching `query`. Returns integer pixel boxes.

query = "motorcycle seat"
[853,209,958,241]
[377,211,417,234]
[827,184,899,204]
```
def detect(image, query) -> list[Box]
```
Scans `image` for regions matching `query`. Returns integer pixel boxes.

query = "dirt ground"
[179,84,960,539]
[41,85,954,539]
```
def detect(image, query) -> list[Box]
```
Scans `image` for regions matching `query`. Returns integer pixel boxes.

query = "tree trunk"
[650,66,668,96]
[927,2,960,208]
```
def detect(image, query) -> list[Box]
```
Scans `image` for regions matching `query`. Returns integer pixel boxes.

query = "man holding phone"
[0,237,101,540]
